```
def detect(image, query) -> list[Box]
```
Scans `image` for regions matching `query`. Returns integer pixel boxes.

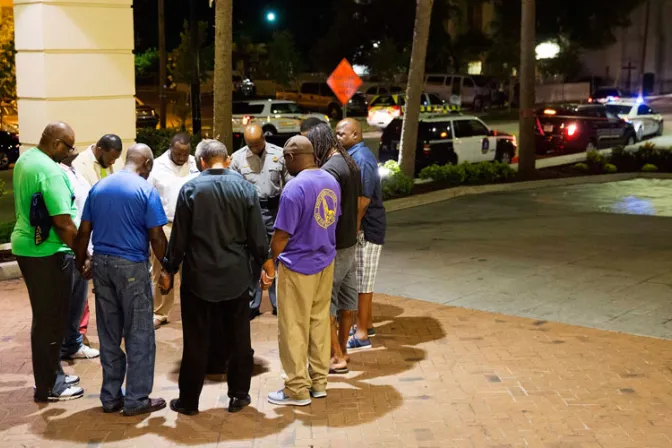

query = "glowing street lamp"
[266,11,276,23]
[535,41,560,60]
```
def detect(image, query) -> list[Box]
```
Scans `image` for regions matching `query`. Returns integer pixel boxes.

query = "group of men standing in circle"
[11,115,386,416]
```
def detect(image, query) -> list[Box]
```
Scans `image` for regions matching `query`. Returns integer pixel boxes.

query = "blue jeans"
[92,254,155,412]
[61,269,88,357]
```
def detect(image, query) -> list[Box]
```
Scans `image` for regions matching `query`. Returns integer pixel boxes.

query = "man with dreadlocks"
[306,123,361,374]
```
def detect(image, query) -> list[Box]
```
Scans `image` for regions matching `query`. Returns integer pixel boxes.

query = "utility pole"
[158,0,167,129]
[189,0,202,138]
[518,0,536,177]
[639,0,651,96]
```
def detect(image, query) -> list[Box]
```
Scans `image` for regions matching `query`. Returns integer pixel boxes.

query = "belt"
[259,196,280,209]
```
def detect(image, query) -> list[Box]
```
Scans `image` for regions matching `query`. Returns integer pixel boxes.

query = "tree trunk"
[158,0,167,129]
[189,0,202,139]
[518,0,536,176]
[399,0,434,178]
[213,0,233,151]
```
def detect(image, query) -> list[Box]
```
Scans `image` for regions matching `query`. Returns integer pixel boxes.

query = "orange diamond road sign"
[327,59,363,106]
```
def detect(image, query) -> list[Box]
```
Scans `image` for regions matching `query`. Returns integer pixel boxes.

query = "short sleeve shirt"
[11,148,77,257]
[348,142,386,245]
[83,170,168,263]
[229,143,290,200]
[274,169,341,275]
[322,154,360,250]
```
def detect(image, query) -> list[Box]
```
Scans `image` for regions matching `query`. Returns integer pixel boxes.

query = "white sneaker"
[50,386,84,401]
[69,345,100,359]
[310,389,327,399]
[65,375,80,385]
[268,390,311,407]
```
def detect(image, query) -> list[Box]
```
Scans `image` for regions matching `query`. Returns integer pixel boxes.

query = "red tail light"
[588,97,593,103]
[566,123,578,138]
[242,115,252,126]
[390,105,402,118]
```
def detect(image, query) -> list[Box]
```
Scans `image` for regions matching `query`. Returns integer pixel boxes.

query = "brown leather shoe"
[123,398,166,416]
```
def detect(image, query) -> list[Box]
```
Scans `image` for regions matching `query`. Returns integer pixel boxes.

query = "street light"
[266,11,276,23]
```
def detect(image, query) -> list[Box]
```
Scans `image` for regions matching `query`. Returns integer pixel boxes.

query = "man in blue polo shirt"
[75,143,169,417]
[336,118,386,352]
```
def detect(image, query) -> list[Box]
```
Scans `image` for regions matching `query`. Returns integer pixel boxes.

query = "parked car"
[232,99,330,136]
[367,93,448,129]
[588,87,629,104]
[424,74,494,110]
[276,81,368,119]
[379,114,517,176]
[0,130,20,170]
[605,99,663,141]
[362,84,404,103]
[535,104,636,155]
[135,97,159,128]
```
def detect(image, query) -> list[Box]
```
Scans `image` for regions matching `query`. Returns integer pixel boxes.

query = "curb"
[0,261,20,282]
[384,172,672,212]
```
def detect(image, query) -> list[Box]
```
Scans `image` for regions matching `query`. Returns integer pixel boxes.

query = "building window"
[467,2,484,31]
[468,61,482,75]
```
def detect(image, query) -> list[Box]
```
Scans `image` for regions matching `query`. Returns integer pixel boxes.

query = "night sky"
[133,0,334,57]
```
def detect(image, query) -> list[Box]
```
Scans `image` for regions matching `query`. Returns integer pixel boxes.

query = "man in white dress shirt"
[59,156,100,360]
[149,133,199,328]
[70,134,123,345]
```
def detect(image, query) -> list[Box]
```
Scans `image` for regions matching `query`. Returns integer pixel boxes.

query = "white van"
[424,74,493,111]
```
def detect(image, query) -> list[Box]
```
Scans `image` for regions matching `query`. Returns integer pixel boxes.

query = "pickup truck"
[276,81,368,119]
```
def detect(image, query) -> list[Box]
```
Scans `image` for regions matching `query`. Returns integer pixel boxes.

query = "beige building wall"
[12,0,135,153]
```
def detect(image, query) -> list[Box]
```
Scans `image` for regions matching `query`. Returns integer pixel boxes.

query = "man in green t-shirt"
[11,121,86,402]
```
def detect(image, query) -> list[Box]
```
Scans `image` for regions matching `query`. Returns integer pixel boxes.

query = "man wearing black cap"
[267,135,341,407]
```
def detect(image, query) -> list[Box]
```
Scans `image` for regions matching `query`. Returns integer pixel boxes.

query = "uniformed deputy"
[230,123,292,318]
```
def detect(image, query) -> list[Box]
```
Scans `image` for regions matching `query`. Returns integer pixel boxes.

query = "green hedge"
[380,161,414,200]
[419,161,516,186]
[0,221,14,245]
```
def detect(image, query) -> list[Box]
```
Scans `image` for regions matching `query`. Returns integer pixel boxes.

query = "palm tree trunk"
[399,0,434,178]
[158,0,167,129]
[518,0,536,176]
[189,0,202,139]
[213,0,233,151]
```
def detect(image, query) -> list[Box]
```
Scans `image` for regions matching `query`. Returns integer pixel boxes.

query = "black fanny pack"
[29,192,51,245]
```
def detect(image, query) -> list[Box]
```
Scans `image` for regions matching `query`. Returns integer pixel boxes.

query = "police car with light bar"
[605,98,663,141]
[379,114,517,176]
[232,100,329,136]
[367,93,454,129]
[535,104,636,155]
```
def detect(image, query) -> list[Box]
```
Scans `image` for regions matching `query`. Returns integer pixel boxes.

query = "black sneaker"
[249,308,261,321]
[123,398,166,417]
[170,398,199,416]
[228,395,251,413]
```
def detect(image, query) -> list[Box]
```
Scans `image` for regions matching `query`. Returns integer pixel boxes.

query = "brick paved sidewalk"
[1,279,672,447]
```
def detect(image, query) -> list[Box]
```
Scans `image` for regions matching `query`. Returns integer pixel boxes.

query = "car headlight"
[378,166,392,178]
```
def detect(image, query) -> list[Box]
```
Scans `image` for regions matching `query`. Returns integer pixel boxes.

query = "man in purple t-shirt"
[267,135,341,407]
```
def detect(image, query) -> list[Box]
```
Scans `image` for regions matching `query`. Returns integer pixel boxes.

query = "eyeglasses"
[59,140,76,153]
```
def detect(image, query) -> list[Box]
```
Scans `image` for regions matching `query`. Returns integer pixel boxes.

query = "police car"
[367,93,452,129]
[379,114,517,176]
[605,99,663,141]
[535,104,636,155]
[232,99,330,136]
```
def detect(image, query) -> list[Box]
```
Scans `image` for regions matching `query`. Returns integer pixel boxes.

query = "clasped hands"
[260,259,275,291]
[159,269,174,295]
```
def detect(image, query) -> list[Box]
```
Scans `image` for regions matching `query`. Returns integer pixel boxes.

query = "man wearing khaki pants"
[267,136,341,407]
[148,133,199,328]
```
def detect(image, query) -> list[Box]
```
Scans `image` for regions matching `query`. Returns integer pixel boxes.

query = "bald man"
[336,118,386,352]
[75,143,169,416]
[12,122,86,402]
[230,123,291,318]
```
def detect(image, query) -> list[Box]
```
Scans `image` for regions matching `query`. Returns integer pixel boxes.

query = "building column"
[12,0,135,153]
